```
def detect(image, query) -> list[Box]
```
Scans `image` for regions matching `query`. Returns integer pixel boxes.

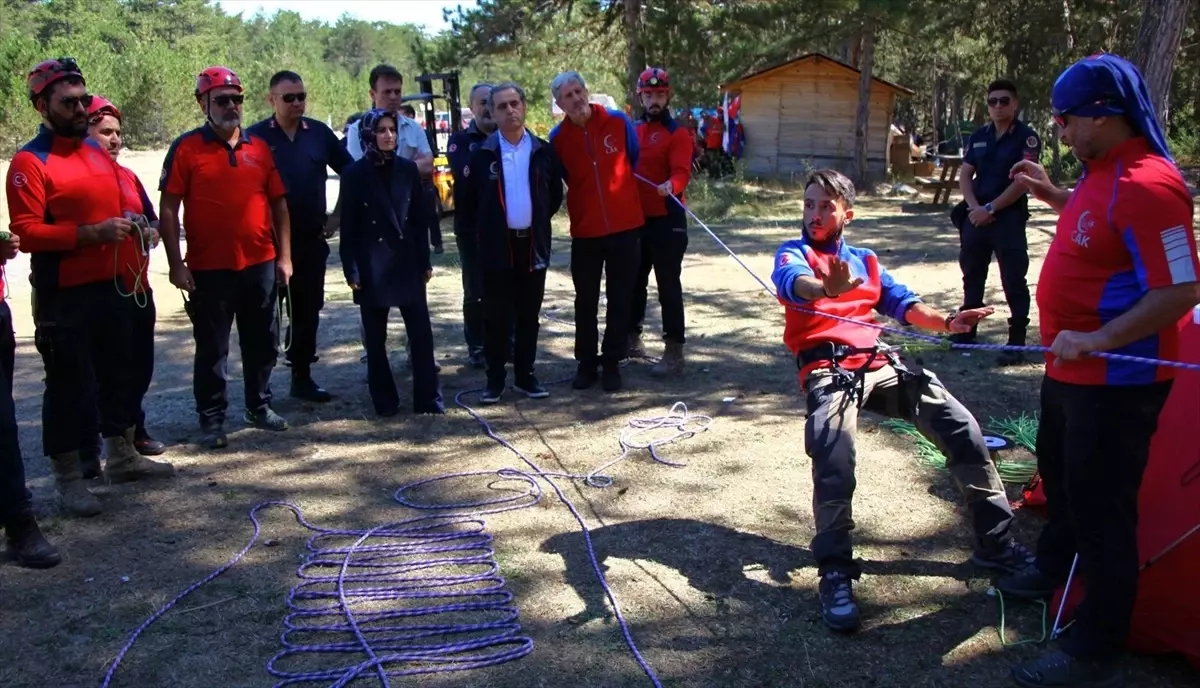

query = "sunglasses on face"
[278,92,307,103]
[60,93,94,111]
[212,94,244,107]
[987,96,1012,107]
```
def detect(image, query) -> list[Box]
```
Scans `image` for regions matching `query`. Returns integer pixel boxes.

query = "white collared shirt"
[498,129,533,230]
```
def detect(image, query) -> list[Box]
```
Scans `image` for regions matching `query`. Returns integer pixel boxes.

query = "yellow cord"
[113,220,150,309]
[994,587,1048,647]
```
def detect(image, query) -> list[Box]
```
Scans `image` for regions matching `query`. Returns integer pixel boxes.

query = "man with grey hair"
[549,70,645,392]
[447,82,500,368]
[459,82,563,403]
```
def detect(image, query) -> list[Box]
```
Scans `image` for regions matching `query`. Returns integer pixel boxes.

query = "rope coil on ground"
[100,393,709,688]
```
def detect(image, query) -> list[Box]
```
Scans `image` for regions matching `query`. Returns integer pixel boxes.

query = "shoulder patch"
[448,143,457,153]
[1026,135,1039,148]
[463,165,469,178]
[779,253,790,265]
[11,171,27,188]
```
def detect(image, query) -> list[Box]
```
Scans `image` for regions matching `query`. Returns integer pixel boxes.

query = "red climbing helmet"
[87,95,121,124]
[637,67,671,94]
[195,66,242,98]
[27,57,85,102]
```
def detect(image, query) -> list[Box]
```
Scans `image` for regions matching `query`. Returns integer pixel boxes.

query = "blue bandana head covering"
[1051,53,1173,162]
[358,108,397,164]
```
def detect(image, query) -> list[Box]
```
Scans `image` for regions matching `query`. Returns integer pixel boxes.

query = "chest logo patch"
[1073,210,1095,248]
[650,132,661,145]
[603,134,618,155]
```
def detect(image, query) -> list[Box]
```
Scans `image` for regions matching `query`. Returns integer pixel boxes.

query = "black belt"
[796,342,882,368]
[510,228,531,238]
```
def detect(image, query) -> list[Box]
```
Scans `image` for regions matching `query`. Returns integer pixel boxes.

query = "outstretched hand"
[1009,160,1055,197]
[948,306,995,333]
[803,246,863,298]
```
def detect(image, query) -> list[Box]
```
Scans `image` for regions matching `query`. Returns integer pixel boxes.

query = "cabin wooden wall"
[734,59,898,181]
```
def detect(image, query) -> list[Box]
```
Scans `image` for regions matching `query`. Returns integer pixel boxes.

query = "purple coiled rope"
[99,388,710,688]
[635,173,1200,372]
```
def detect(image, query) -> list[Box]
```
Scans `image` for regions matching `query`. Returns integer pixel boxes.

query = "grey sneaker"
[972,539,1036,575]
[243,408,288,431]
[996,565,1061,601]
[818,572,861,632]
[198,423,227,450]
[1011,649,1123,688]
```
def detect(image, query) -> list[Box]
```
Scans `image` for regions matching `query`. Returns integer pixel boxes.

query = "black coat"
[338,156,432,308]
[458,129,564,272]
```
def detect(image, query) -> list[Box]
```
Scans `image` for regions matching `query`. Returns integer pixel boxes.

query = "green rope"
[879,414,1039,484]
[994,587,1048,647]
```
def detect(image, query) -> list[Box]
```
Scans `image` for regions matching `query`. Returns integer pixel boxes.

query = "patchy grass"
[1,158,1195,687]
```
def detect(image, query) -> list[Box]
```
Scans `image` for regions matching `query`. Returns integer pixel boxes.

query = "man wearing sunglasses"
[159,65,293,450]
[6,57,171,518]
[248,70,352,405]
[956,79,1041,365]
[997,53,1200,688]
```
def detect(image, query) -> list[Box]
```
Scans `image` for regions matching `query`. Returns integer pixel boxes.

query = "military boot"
[4,506,61,569]
[997,318,1030,366]
[105,427,175,484]
[49,451,102,517]
[628,332,647,359]
[651,341,685,377]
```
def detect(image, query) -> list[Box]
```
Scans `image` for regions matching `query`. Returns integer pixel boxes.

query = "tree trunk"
[1132,0,1192,126]
[851,14,876,190]
[624,0,646,115]
[1062,0,1076,52]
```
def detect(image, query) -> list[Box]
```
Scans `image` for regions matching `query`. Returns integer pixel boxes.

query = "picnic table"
[913,154,962,205]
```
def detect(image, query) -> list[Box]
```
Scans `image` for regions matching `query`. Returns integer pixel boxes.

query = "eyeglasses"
[278,92,307,104]
[212,94,244,107]
[60,93,94,111]
[987,96,1012,107]
[1051,98,1114,128]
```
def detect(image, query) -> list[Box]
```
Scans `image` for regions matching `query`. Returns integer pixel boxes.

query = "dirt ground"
[1,151,1196,688]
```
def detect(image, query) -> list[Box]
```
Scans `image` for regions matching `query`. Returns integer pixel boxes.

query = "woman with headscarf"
[338,109,444,416]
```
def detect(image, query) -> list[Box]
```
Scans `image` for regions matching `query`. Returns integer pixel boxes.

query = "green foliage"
[0,0,443,156]
[4,0,1198,171]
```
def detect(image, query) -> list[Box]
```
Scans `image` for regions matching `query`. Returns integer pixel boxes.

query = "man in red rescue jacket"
[629,67,693,376]
[550,70,645,392]
[770,169,1029,634]
[5,57,174,518]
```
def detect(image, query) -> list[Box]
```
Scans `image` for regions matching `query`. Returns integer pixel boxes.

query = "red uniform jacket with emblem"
[549,104,644,239]
[635,113,693,218]
[5,127,141,291]
[1038,136,1200,385]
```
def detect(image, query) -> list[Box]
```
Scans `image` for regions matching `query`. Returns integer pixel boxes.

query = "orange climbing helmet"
[195,65,242,98]
[27,57,84,102]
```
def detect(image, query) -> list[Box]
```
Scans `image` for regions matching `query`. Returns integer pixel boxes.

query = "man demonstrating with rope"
[771,169,1033,633]
[6,58,174,517]
[997,54,1200,688]
[159,66,292,449]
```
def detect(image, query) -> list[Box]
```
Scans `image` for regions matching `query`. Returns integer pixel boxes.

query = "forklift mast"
[415,71,462,156]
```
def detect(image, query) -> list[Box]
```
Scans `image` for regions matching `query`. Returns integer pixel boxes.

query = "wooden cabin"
[719,53,914,181]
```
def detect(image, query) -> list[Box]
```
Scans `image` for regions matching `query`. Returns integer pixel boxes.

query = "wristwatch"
[984,202,995,215]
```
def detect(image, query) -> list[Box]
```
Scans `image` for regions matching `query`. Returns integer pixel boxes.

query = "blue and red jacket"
[5,126,141,291]
[549,104,644,238]
[772,235,922,382]
[458,129,564,272]
[1039,136,1200,385]
[635,112,693,218]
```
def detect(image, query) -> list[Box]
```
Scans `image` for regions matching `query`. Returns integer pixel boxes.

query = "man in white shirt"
[457,82,564,403]
[343,65,433,170]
